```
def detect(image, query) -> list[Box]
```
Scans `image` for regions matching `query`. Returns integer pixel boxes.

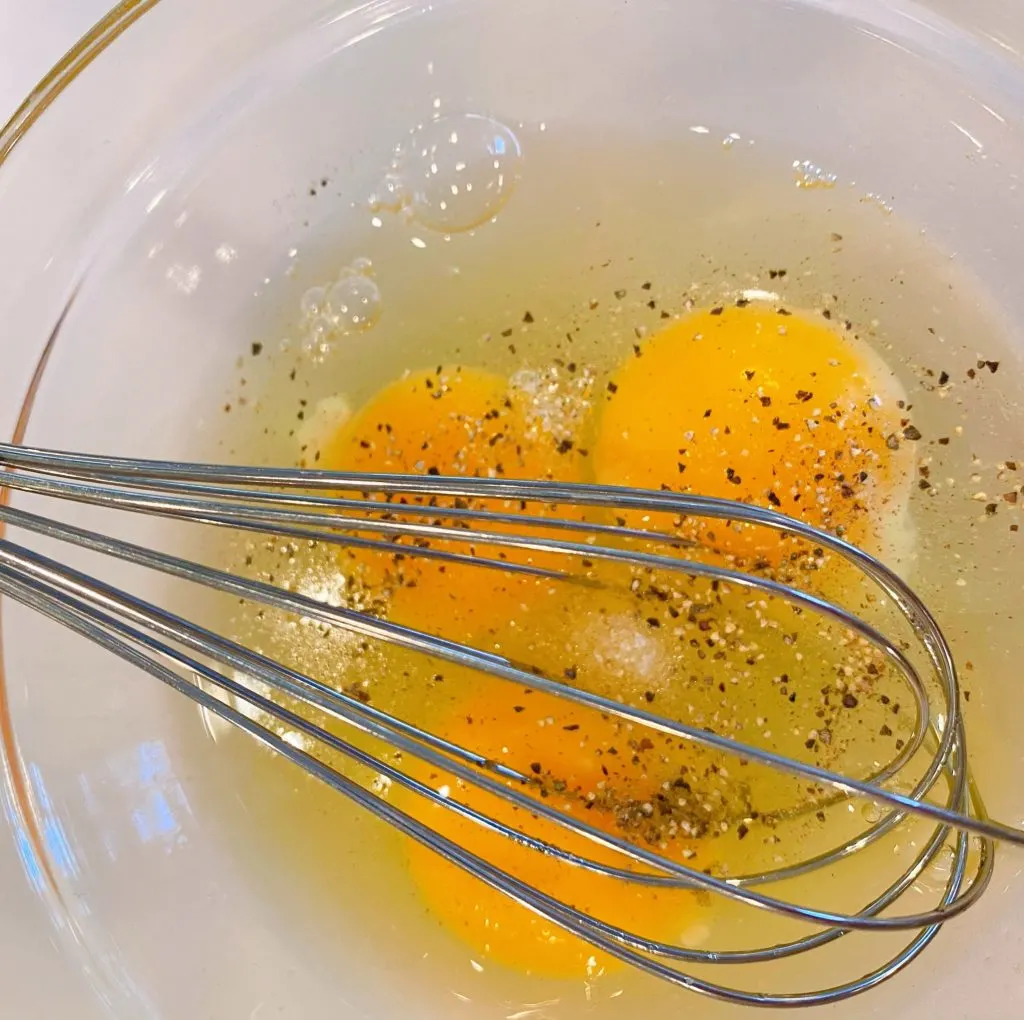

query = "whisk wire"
[0,440,1016,1007]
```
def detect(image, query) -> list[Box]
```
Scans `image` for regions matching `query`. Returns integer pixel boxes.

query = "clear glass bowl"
[3,1,1024,1016]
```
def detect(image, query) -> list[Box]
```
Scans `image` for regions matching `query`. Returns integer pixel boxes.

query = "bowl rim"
[0,1,158,165]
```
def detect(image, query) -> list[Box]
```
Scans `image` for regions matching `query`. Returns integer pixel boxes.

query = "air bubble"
[299,259,382,355]
[793,160,837,189]
[861,802,882,824]
[327,274,382,332]
[369,172,406,215]
[300,285,327,318]
[371,113,523,233]
[348,256,375,277]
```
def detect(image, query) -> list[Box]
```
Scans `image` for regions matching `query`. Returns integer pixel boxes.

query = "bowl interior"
[3,1,1024,1017]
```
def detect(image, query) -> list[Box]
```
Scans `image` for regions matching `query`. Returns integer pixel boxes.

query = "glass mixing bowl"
[2,1,1024,1016]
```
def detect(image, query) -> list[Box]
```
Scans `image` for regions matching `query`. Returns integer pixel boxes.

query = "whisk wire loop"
[0,441,1015,1008]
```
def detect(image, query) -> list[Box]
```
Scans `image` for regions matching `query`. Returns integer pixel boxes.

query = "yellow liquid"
[191,125,1024,1013]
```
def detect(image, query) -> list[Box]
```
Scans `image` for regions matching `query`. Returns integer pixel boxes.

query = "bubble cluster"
[299,259,381,355]
[793,159,838,189]
[371,113,523,233]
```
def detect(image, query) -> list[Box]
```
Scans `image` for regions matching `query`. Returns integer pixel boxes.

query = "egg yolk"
[317,366,589,643]
[396,682,705,979]
[592,305,910,564]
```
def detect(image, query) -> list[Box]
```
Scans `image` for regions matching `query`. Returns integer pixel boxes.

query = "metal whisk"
[1,439,1021,1009]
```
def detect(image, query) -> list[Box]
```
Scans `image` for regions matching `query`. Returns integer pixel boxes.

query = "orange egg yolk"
[396,682,705,979]
[592,305,909,564]
[317,364,588,645]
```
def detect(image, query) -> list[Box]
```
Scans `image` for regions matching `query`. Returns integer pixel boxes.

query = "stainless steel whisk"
[1,440,1022,1009]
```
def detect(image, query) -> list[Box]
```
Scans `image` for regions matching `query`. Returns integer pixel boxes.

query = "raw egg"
[397,681,708,979]
[318,365,588,644]
[592,305,914,564]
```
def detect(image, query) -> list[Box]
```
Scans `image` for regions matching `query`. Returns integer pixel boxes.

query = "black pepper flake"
[744,370,756,380]
[772,417,791,430]
[938,371,950,385]
[641,281,652,290]
[607,381,619,394]
[522,311,534,324]
[880,724,893,737]
[251,342,263,356]
[842,693,858,709]
[710,306,724,316]
[614,288,627,299]
[978,359,1000,373]
[646,617,661,628]
[768,269,788,279]
[513,705,525,713]
[501,327,513,338]
[886,433,901,451]
[530,762,542,775]
[737,823,749,840]
[759,395,772,407]
[766,490,782,507]
[795,389,813,402]
[563,666,578,680]
[735,298,749,308]
[644,691,656,703]
[556,439,574,455]
[938,436,950,446]
[777,307,792,316]
[703,408,712,418]
[986,503,998,516]
[902,425,923,441]
[563,723,580,731]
